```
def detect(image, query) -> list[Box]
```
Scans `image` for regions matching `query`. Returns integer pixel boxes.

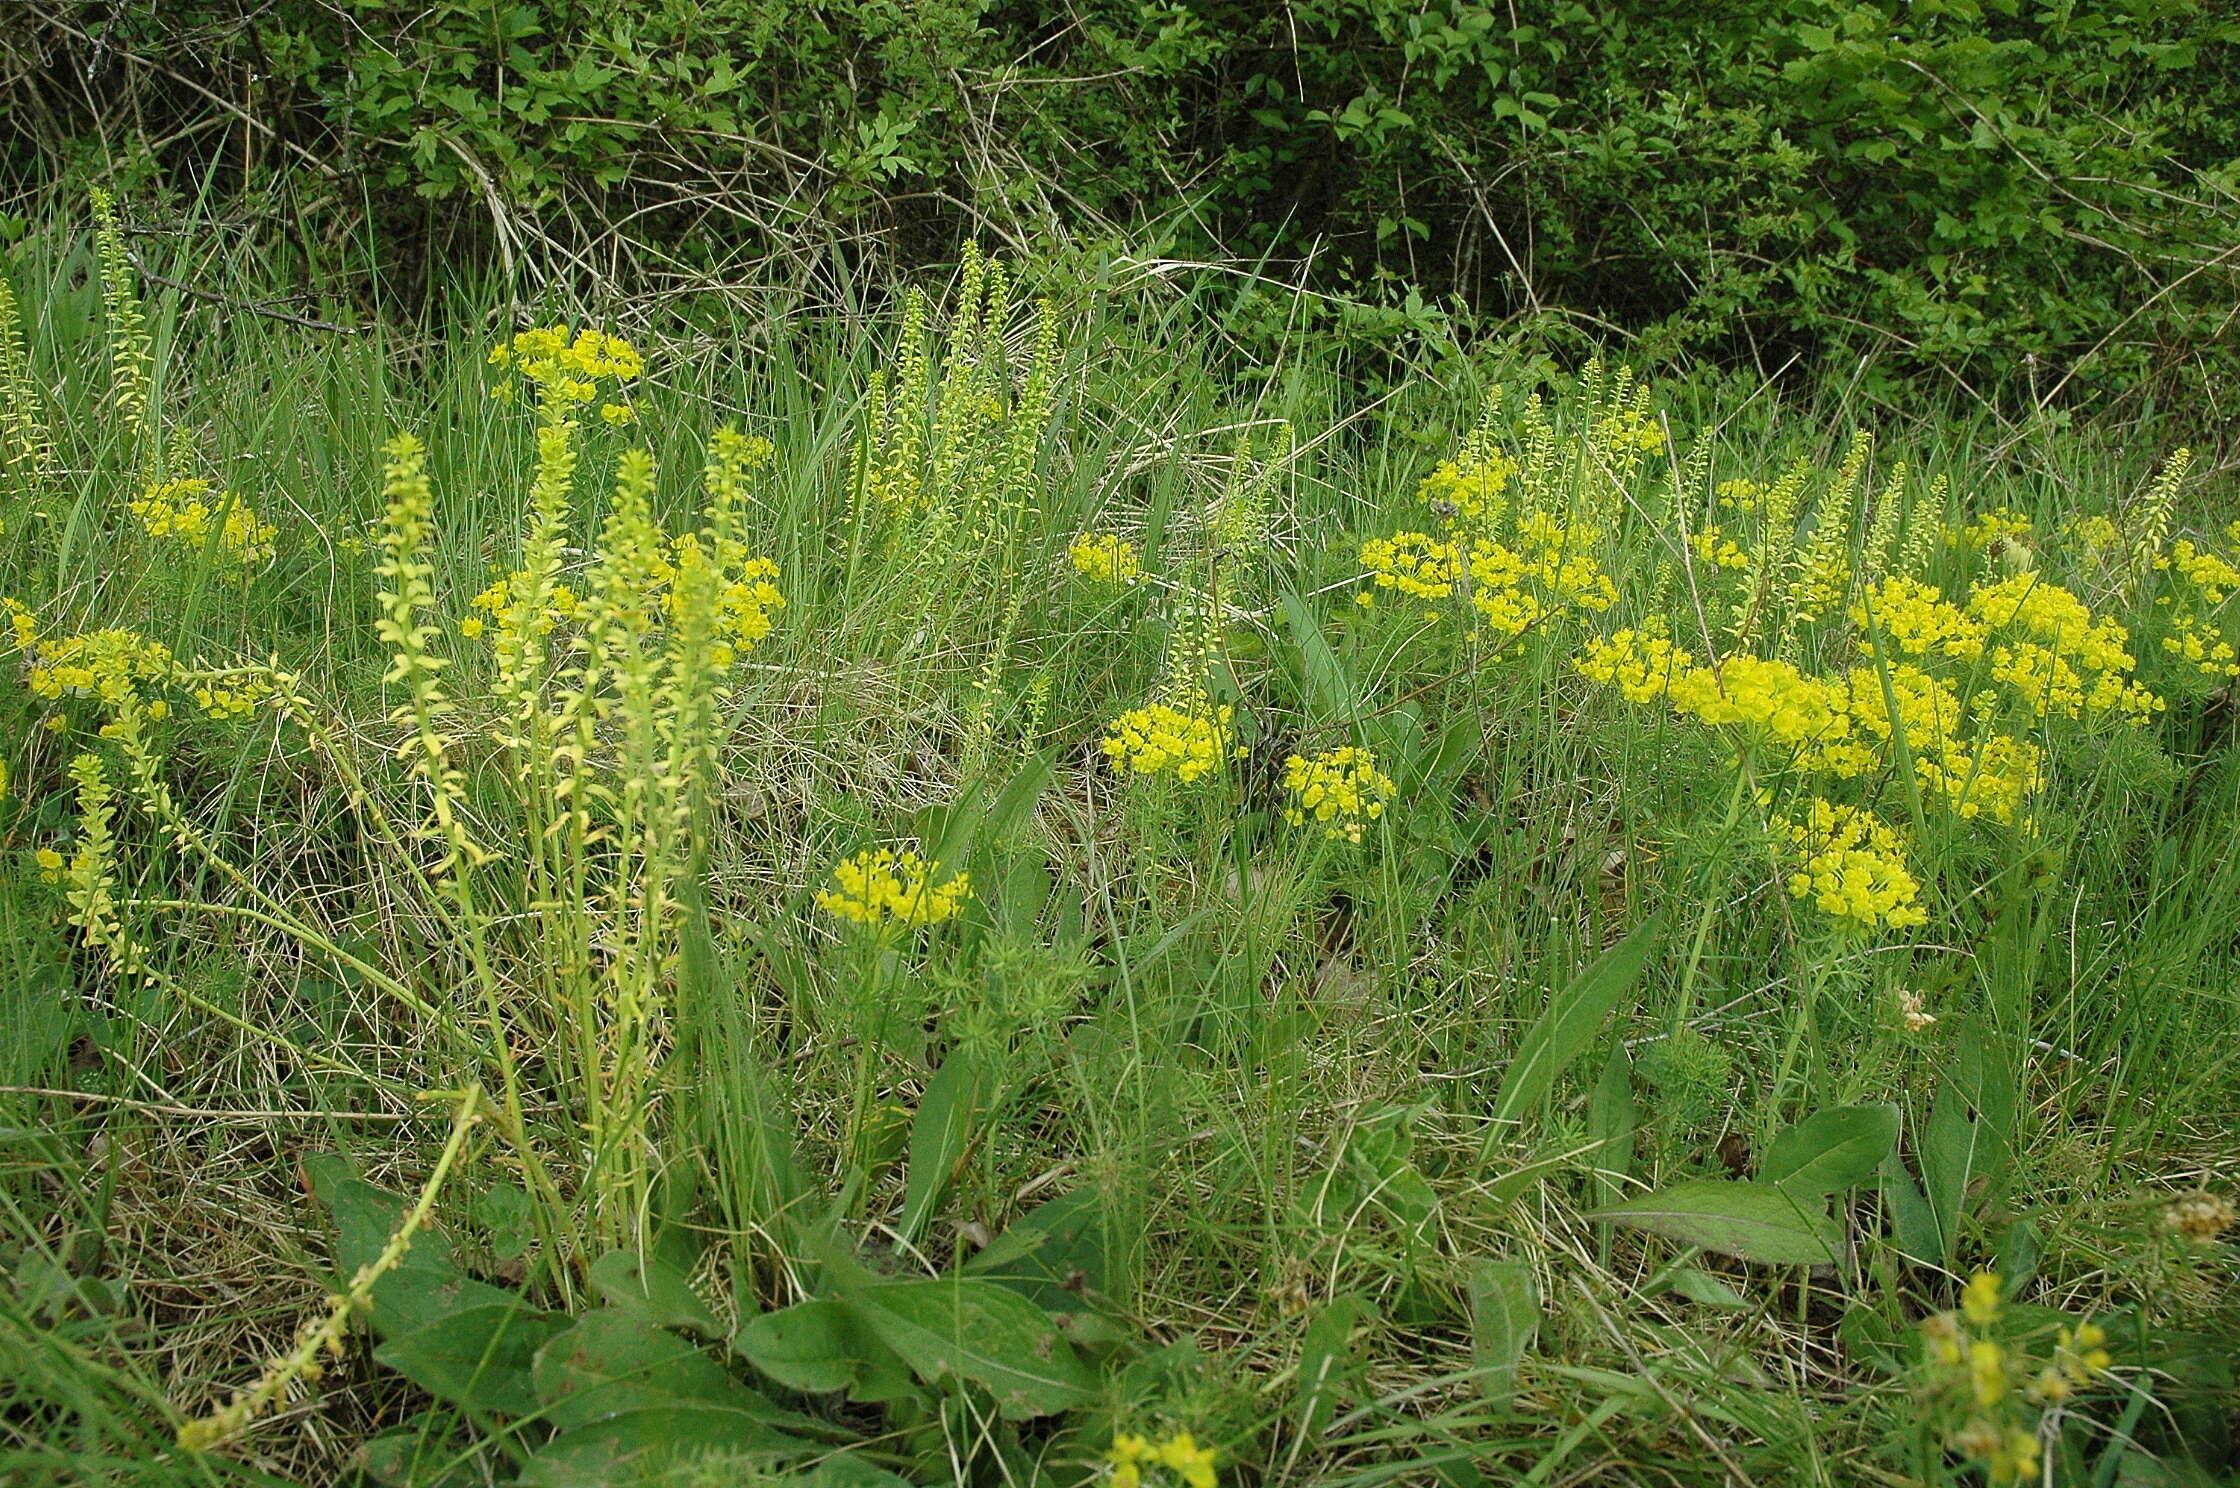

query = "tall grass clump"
[0,197,2233,1488]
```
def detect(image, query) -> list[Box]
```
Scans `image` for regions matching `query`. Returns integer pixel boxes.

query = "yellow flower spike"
[1961,1270,2003,1326]
[1969,1338,2009,1408]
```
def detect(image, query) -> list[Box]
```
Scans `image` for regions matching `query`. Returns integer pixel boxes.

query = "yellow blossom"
[1101,699,1239,783]
[815,846,970,927]
[1070,532,1143,586]
[1282,746,1394,843]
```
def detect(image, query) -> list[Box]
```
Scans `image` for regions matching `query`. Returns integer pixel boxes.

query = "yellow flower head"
[1781,799,1927,933]
[1282,746,1394,843]
[816,846,970,928]
[129,478,278,567]
[489,325,645,407]
[1070,532,1143,586]
[1101,699,1238,783]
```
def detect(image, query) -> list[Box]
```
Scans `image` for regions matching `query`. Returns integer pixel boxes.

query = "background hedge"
[5,0,2236,413]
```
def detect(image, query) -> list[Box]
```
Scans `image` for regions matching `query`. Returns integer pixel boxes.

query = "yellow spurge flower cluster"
[488,325,644,419]
[463,569,581,640]
[1070,532,1143,586]
[22,627,176,712]
[815,846,971,927]
[1687,524,1750,570]
[1969,574,2161,721]
[1782,799,1927,932]
[1282,746,1394,843]
[1101,697,1240,784]
[1106,1430,1217,1488]
[2155,538,2240,684]
[1948,506,2034,553]
[1360,513,1617,636]
[1418,445,1518,529]
[129,479,279,567]
[1920,1272,2110,1486]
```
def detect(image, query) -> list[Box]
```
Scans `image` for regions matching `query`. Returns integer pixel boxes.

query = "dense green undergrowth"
[0,201,2235,1488]
[8,1,2238,418]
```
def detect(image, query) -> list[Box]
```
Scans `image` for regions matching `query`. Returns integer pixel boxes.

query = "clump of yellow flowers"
[488,324,643,421]
[1105,1430,1217,1488]
[1782,799,1927,932]
[1917,1271,2110,1485]
[1358,402,1618,639]
[817,846,971,928]
[1070,532,1143,586]
[1282,746,1394,843]
[128,478,278,567]
[1103,698,1239,783]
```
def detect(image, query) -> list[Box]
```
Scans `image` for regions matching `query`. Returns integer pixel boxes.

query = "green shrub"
[6,0,2236,414]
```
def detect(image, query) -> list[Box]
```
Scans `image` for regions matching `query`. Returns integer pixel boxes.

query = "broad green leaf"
[373,1302,567,1415]
[1762,1104,1900,1195]
[1588,1180,1840,1266]
[841,1276,1097,1419]
[588,1248,722,1339]
[1586,1046,1638,1209]
[1465,1260,1537,1405]
[897,1052,984,1244]
[1879,1151,1942,1263]
[779,1456,919,1487]
[963,1188,1120,1314]
[519,1404,812,1487]
[1492,916,1663,1126]
[533,1309,767,1429]
[367,1267,527,1342]
[734,1299,868,1396]
[305,1153,457,1281]
[1296,1294,1372,1439]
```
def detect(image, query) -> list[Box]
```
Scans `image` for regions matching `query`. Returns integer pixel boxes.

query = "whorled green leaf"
[587,1248,722,1339]
[1588,1180,1840,1266]
[1761,1104,1900,1195]
[372,1302,568,1416]
[840,1276,1096,1419]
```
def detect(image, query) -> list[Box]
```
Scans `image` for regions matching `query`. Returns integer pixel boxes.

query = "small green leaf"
[1492,916,1663,1126]
[1588,1181,1841,1266]
[373,1302,567,1415]
[519,1405,811,1487]
[588,1248,721,1338]
[1667,1267,1751,1310]
[1879,1151,1942,1263]
[735,1299,868,1396]
[533,1310,767,1429]
[1296,1294,1372,1439]
[1762,1104,1900,1195]
[897,1052,984,1245]
[841,1276,1096,1419]
[1465,1260,1537,1405]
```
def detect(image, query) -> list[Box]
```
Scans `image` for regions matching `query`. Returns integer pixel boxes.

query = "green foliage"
[9,2,2238,412]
